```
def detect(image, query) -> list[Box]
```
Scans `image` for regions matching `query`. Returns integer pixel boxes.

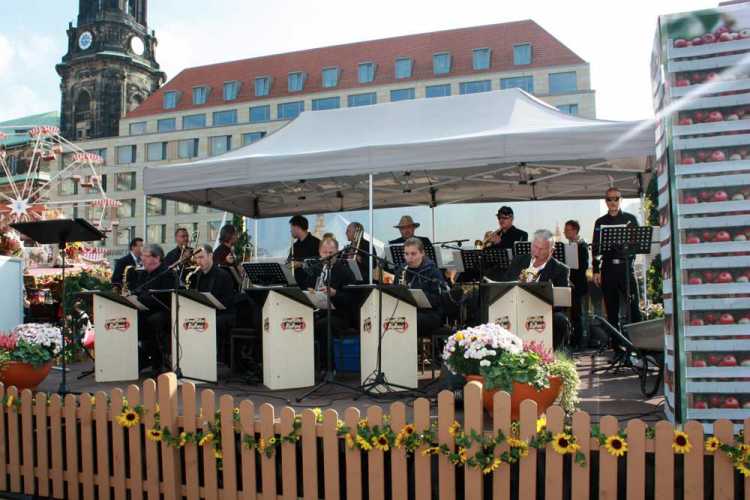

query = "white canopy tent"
[143,89,655,218]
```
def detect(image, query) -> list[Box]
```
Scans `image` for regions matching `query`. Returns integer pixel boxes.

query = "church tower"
[57,0,165,140]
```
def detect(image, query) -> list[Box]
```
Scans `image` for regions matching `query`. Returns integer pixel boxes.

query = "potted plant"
[441,324,579,418]
[0,323,63,390]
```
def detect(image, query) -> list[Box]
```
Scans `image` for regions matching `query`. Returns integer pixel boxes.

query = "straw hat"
[394,215,420,229]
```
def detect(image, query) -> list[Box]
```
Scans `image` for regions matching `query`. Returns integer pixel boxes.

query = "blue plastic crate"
[333,336,360,372]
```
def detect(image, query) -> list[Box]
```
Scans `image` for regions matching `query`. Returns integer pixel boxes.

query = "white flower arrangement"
[441,323,523,375]
[12,323,63,355]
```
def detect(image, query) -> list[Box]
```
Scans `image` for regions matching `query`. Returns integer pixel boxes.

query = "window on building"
[147,224,166,244]
[223,81,240,101]
[192,86,209,105]
[146,142,167,161]
[348,92,377,107]
[254,76,271,97]
[163,91,178,109]
[312,97,340,111]
[432,53,452,75]
[321,67,340,88]
[242,132,267,145]
[277,101,304,120]
[460,80,492,94]
[500,76,534,93]
[549,72,577,94]
[557,104,579,115]
[58,178,78,196]
[116,145,136,164]
[157,118,176,133]
[146,196,166,216]
[250,105,270,123]
[425,84,451,98]
[115,172,136,191]
[129,122,146,135]
[473,48,491,70]
[212,109,237,126]
[390,88,415,101]
[394,57,413,79]
[178,138,199,159]
[176,202,199,215]
[513,43,532,65]
[288,72,305,92]
[208,221,223,241]
[182,114,206,129]
[116,226,135,246]
[358,62,376,83]
[117,199,136,218]
[209,135,232,156]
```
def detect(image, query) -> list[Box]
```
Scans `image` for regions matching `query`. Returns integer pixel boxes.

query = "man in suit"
[485,206,528,250]
[342,222,376,283]
[504,229,571,350]
[112,237,143,293]
[564,220,589,349]
[288,215,321,289]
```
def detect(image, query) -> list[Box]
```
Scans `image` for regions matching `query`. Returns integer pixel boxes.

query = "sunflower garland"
[604,435,628,457]
[672,431,691,454]
[705,437,720,453]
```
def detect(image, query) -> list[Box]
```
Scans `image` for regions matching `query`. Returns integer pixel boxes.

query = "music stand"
[387,243,437,267]
[597,225,653,332]
[11,219,105,394]
[242,261,296,286]
[513,241,567,263]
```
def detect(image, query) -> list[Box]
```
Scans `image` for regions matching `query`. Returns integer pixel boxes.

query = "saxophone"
[518,264,540,283]
[400,268,407,286]
[121,265,134,295]
[185,266,200,289]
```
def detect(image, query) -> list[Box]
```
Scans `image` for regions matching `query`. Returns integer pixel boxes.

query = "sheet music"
[408,289,432,309]
[347,258,363,281]
[201,292,226,310]
[124,295,148,311]
[303,290,335,310]
[563,243,580,270]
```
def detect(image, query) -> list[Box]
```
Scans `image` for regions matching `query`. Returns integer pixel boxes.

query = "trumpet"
[482,229,502,249]
[399,268,407,286]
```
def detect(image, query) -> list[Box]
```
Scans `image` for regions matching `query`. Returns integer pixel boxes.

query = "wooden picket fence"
[0,373,748,500]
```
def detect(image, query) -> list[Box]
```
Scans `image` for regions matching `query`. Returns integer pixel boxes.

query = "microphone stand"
[296,250,360,402]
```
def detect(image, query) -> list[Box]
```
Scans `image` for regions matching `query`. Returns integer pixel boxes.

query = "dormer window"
[321,67,340,88]
[432,52,452,75]
[394,57,413,79]
[513,43,532,65]
[223,81,240,101]
[255,76,271,97]
[163,91,179,109]
[358,62,376,84]
[473,48,491,70]
[192,86,209,105]
[288,72,306,92]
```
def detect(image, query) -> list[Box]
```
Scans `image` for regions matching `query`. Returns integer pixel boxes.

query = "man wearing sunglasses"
[592,187,642,329]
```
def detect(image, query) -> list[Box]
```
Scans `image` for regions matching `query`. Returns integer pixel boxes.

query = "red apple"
[704,312,718,324]
[710,150,726,162]
[699,190,713,202]
[692,37,704,46]
[710,394,723,407]
[697,150,710,161]
[712,190,729,202]
[688,276,703,285]
[676,79,690,87]
[719,355,738,367]
[683,195,699,204]
[702,231,716,241]
[686,234,701,244]
[716,272,734,283]
[707,110,724,122]
[737,275,749,283]
[693,400,709,409]
[715,230,732,242]
[678,117,693,126]
[674,39,689,48]
[719,32,734,42]
[719,313,736,324]
[681,156,696,165]
[703,33,717,44]
[715,26,730,36]
[722,397,741,409]
[690,318,705,326]
[705,72,720,81]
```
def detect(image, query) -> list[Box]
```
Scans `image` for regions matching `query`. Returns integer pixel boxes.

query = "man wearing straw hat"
[388,215,433,250]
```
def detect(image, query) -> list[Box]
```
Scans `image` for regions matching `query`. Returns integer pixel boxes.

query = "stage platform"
[36,350,664,423]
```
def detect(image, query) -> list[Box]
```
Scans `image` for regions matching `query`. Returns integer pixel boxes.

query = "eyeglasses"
[498,215,512,220]
[605,197,620,202]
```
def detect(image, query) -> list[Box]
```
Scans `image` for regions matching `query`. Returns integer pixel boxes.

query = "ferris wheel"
[0,125,121,233]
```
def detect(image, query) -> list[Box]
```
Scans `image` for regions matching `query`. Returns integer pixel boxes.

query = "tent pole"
[431,205,436,242]
[253,218,259,257]
[640,192,649,312]
[369,174,373,285]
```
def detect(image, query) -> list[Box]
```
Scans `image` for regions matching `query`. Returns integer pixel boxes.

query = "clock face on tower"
[129,36,145,56]
[78,31,93,50]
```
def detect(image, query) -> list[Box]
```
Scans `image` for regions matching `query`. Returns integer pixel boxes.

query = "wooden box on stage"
[171,290,222,383]
[90,291,141,382]
[357,285,418,393]
[481,282,556,350]
[247,287,315,390]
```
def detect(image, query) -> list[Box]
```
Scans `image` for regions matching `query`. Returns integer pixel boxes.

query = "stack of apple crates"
[653,6,750,432]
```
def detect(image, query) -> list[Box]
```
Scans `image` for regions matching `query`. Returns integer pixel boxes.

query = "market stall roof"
[143,89,655,218]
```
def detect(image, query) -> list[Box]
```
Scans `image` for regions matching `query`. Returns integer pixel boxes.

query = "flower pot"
[466,374,562,419]
[0,361,53,391]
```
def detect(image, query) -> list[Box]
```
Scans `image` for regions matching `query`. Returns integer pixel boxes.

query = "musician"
[396,237,447,337]
[164,227,191,267]
[592,187,642,329]
[213,224,238,266]
[343,222,376,283]
[389,215,433,249]
[309,237,358,372]
[112,237,143,291]
[130,244,175,374]
[289,215,320,288]
[564,220,589,349]
[188,244,237,345]
[485,206,528,250]
[504,229,571,349]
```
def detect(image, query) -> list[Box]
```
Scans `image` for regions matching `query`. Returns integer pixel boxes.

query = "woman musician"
[213,224,245,290]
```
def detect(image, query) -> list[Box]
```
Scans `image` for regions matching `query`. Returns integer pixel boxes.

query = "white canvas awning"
[143,89,655,218]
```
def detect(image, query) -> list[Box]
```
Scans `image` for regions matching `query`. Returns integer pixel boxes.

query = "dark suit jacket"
[569,240,589,296]
[503,255,570,288]
[112,253,138,287]
[190,264,236,314]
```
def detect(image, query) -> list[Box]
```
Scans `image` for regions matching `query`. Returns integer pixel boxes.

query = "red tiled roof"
[126,20,586,118]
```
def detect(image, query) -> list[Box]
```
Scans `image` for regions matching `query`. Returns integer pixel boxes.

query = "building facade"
[52,17,596,254]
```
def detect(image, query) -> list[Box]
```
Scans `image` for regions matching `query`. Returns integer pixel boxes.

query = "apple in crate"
[689,317,704,326]
[693,400,709,409]
[680,155,696,165]
[676,79,690,87]
[735,233,747,241]
[678,116,693,125]
[715,230,732,242]
[683,194,699,204]
[674,39,688,48]
[722,397,741,409]
[710,394,723,407]
[707,110,724,122]
[697,150,710,161]
[708,354,722,366]
[710,150,726,162]
[719,313,736,324]
[716,272,734,284]
[719,355,739,367]
[688,275,703,285]
[704,312,718,324]
[686,234,701,244]
[719,32,734,42]
[741,357,750,366]
[694,110,707,122]
[703,33,717,44]
[698,190,713,202]
[712,190,729,202]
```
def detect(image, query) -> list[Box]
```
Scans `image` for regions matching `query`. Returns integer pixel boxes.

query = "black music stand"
[387,243,437,267]
[597,225,653,332]
[242,262,295,286]
[513,241,567,263]
[11,219,105,394]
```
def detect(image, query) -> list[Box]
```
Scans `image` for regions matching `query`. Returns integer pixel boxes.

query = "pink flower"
[0,332,18,351]
[523,341,553,364]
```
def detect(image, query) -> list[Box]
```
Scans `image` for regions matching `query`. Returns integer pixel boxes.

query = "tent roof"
[143,89,655,218]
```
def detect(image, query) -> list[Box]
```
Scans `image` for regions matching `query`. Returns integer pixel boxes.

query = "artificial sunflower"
[395,433,405,449]
[482,457,502,474]
[552,433,575,455]
[458,447,469,464]
[89,396,96,406]
[345,434,355,449]
[704,436,720,453]
[449,421,461,437]
[536,415,547,434]
[116,409,140,428]
[214,449,223,460]
[358,418,368,429]
[5,395,14,408]
[257,438,266,452]
[146,428,162,442]
[336,419,344,431]
[372,434,390,452]
[312,408,323,422]
[233,407,240,416]
[178,432,188,447]
[198,433,214,446]
[604,435,628,457]
[268,437,277,446]
[421,446,441,456]
[672,431,691,454]
[402,424,415,436]
[736,460,750,478]
[507,438,529,457]
[356,435,372,451]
